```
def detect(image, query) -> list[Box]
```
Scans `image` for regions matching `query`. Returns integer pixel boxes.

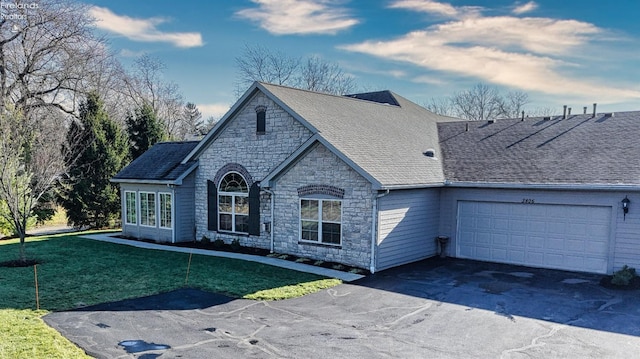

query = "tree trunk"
[19,232,26,262]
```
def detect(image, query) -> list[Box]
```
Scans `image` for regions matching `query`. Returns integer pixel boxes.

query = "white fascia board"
[110,179,175,185]
[444,181,640,191]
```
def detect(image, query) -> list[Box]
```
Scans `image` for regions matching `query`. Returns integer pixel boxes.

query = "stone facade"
[194,91,374,269]
[195,92,313,247]
[273,143,374,269]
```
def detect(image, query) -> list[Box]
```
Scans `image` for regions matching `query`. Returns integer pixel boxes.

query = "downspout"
[370,189,390,274]
[262,188,275,253]
[167,184,176,244]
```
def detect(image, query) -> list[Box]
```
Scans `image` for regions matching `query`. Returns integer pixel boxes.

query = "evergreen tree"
[127,103,166,160]
[61,93,129,228]
[183,102,203,137]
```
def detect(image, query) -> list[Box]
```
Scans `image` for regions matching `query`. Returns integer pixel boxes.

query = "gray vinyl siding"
[376,189,440,271]
[439,187,640,274]
[119,183,173,243]
[174,172,196,242]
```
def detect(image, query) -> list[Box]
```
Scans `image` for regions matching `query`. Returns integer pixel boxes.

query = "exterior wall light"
[622,196,631,220]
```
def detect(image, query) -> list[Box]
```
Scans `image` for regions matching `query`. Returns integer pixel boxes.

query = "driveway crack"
[500,324,564,358]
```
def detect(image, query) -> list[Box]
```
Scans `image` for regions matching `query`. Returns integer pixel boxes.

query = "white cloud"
[388,0,481,19]
[236,0,359,35]
[429,16,600,55]
[342,1,640,102]
[197,103,231,120]
[89,6,203,48]
[513,1,538,15]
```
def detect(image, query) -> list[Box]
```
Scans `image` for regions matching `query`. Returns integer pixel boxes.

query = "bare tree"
[235,44,300,88]
[427,84,531,121]
[450,84,504,121]
[298,55,356,95]
[0,105,71,261]
[0,0,109,116]
[424,97,456,117]
[235,44,358,95]
[0,0,119,261]
[500,91,529,119]
[120,55,186,139]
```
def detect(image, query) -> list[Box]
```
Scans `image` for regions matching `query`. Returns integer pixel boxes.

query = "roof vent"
[423,149,436,158]
[604,112,615,118]
[487,119,496,124]
[543,116,551,121]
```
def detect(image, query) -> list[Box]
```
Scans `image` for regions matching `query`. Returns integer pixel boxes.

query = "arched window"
[218,172,249,233]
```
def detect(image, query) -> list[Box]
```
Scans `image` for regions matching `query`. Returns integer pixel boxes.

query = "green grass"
[0,233,341,358]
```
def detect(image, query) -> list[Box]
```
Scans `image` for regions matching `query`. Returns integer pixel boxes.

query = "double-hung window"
[140,192,156,226]
[300,199,342,245]
[159,193,172,229]
[125,191,137,224]
[218,173,249,233]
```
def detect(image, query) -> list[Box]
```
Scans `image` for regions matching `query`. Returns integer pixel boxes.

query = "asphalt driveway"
[45,258,640,358]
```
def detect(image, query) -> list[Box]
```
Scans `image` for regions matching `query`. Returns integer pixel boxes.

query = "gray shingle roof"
[438,111,640,185]
[112,141,199,183]
[258,83,453,188]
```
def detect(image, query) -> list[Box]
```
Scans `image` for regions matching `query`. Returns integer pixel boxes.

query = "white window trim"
[139,191,157,228]
[218,172,249,234]
[299,198,343,246]
[124,190,137,225]
[159,192,173,229]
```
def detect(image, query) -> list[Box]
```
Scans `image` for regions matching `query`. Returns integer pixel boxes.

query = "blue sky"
[85,0,640,120]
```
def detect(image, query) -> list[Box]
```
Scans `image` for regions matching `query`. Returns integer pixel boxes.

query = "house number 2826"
[521,199,535,204]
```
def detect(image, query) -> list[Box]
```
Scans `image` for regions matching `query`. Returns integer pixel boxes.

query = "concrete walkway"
[81,233,365,282]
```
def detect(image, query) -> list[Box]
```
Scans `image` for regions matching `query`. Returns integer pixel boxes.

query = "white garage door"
[457,201,611,273]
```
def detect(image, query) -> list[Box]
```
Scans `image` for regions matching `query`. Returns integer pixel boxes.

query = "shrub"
[230,238,242,251]
[212,239,225,248]
[201,235,210,244]
[611,265,637,286]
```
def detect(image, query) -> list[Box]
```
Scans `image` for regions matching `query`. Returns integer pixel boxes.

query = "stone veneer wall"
[273,143,374,269]
[195,92,313,247]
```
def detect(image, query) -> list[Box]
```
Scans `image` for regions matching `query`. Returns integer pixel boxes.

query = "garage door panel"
[477,232,491,244]
[492,248,508,260]
[585,241,608,254]
[475,246,491,259]
[526,220,546,233]
[527,236,545,249]
[546,237,565,250]
[457,201,610,274]
[493,233,508,245]
[547,221,566,236]
[588,224,609,238]
[510,234,526,247]
[526,251,544,265]
[509,249,525,262]
[494,218,509,230]
[566,239,585,252]
[568,223,587,236]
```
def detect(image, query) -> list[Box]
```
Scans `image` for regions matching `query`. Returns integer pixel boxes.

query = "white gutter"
[262,187,276,253]
[380,183,444,190]
[444,181,640,191]
[370,189,390,274]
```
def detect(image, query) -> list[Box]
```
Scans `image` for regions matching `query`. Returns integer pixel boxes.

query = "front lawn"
[0,232,340,358]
